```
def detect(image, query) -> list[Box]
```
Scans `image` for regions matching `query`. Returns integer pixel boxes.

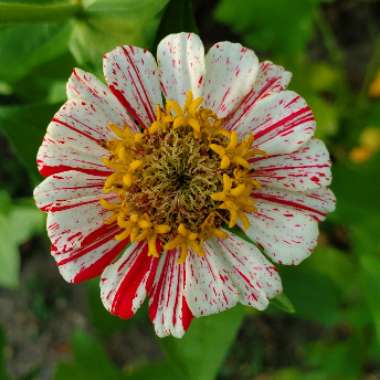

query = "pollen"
[100,91,263,262]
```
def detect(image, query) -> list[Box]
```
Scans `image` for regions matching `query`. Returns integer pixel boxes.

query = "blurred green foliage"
[55,330,127,380]
[0,0,380,379]
[0,192,44,287]
[215,0,325,57]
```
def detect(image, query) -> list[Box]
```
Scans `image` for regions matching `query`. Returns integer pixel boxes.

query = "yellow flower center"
[100,91,264,262]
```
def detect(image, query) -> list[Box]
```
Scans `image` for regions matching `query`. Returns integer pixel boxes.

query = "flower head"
[34,33,335,338]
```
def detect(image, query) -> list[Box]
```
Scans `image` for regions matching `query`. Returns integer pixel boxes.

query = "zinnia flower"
[34,33,335,337]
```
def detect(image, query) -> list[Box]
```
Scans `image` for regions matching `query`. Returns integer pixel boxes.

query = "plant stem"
[314,9,344,69]
[0,1,82,23]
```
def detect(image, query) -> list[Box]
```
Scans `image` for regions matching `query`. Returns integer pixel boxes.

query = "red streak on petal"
[109,84,147,129]
[38,163,111,178]
[122,46,156,123]
[52,118,101,144]
[111,244,158,319]
[253,192,326,218]
[73,239,128,283]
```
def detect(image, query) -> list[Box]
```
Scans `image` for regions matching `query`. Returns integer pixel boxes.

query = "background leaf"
[0,194,44,287]
[55,330,126,380]
[69,0,169,70]
[0,103,59,180]
[161,307,246,380]
[154,0,198,48]
[0,22,72,83]
[214,0,324,59]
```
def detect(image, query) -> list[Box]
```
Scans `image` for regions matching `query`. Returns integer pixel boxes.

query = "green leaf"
[224,225,254,245]
[69,0,169,70]
[355,227,380,345]
[154,0,198,48]
[125,361,181,380]
[288,61,344,139]
[308,246,355,292]
[0,103,59,180]
[12,52,76,104]
[55,330,126,380]
[0,191,11,214]
[0,22,72,83]
[270,293,296,314]
[305,337,366,380]
[214,0,323,58]
[280,259,342,325]
[86,278,142,337]
[331,154,380,226]
[310,95,339,139]
[0,196,44,288]
[161,306,246,380]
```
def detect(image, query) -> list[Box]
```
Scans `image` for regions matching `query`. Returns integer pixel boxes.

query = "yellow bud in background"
[369,69,380,98]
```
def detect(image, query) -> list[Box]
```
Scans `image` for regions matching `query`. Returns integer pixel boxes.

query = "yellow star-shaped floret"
[165,223,205,263]
[211,174,256,230]
[210,131,265,169]
[165,91,203,138]
[115,212,170,257]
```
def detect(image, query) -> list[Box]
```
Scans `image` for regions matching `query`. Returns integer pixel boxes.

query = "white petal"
[34,170,105,212]
[149,250,193,338]
[38,174,125,284]
[203,42,259,118]
[55,223,127,283]
[244,201,319,265]
[185,232,282,316]
[100,242,157,318]
[235,90,315,155]
[218,232,282,306]
[185,242,239,317]
[253,61,292,97]
[67,68,137,130]
[37,137,110,177]
[157,32,205,105]
[36,99,111,176]
[103,45,162,129]
[46,198,111,254]
[252,186,336,222]
[226,61,292,130]
[251,139,332,191]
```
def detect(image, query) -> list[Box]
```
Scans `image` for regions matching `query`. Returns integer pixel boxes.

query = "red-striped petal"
[53,222,126,283]
[34,170,105,212]
[103,45,162,129]
[244,199,319,265]
[226,61,292,130]
[184,243,239,317]
[100,242,158,319]
[46,198,113,254]
[36,99,112,177]
[185,233,282,316]
[148,250,193,338]
[252,186,336,222]
[67,68,137,131]
[251,139,332,191]
[235,90,316,155]
[217,232,282,306]
[203,42,259,118]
